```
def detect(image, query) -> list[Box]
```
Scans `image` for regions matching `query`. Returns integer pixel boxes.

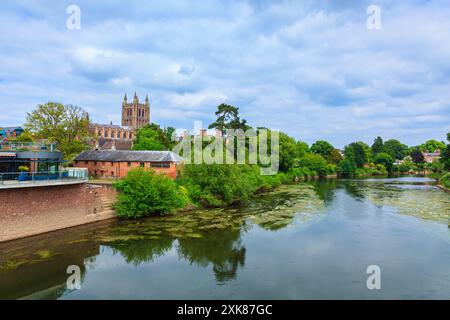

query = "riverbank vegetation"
[111,103,450,218]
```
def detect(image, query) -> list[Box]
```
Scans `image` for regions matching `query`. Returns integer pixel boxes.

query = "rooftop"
[75,150,184,163]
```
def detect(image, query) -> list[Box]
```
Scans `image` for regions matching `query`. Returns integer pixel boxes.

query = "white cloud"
[0,0,449,148]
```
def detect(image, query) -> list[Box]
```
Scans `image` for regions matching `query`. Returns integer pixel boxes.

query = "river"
[1,177,449,299]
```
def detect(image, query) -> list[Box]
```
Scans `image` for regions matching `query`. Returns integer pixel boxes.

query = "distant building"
[422,150,441,163]
[0,126,24,140]
[74,150,183,179]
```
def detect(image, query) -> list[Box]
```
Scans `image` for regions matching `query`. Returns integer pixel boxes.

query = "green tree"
[328,148,343,165]
[14,129,34,142]
[133,124,171,151]
[373,152,394,173]
[344,142,369,168]
[25,102,91,160]
[441,133,450,170]
[113,168,188,218]
[294,153,328,177]
[420,139,445,152]
[208,103,248,135]
[382,139,408,160]
[371,136,384,156]
[278,132,308,172]
[336,159,357,177]
[310,140,335,163]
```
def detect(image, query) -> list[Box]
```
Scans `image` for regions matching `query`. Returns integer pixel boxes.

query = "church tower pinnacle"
[121,92,150,129]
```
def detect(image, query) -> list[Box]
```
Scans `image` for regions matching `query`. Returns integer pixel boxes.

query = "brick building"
[74,150,183,179]
[422,150,441,163]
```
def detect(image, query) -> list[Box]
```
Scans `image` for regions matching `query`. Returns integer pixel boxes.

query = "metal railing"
[0,141,58,152]
[0,168,88,185]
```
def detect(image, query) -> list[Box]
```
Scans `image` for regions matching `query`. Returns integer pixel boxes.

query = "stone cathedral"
[121,92,150,128]
[90,92,151,150]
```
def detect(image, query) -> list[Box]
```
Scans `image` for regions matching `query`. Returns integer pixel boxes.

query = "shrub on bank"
[177,164,293,207]
[113,168,188,218]
[441,172,450,189]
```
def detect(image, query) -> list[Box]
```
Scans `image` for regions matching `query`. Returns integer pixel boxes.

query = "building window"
[150,163,170,168]
[111,171,114,176]
[140,162,145,167]
[94,161,98,165]
[110,162,114,166]
[84,161,88,164]
[127,162,131,167]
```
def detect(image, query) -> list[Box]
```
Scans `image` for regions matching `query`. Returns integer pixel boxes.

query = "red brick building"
[74,150,183,179]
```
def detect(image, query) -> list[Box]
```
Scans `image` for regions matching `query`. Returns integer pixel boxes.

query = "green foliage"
[441,172,450,188]
[336,159,357,177]
[133,123,172,151]
[14,129,34,142]
[294,153,329,177]
[344,142,369,168]
[371,136,384,156]
[328,148,343,165]
[373,152,394,173]
[398,160,415,173]
[177,164,289,207]
[25,103,91,160]
[18,166,29,172]
[355,164,387,177]
[382,139,408,160]
[208,103,248,134]
[278,132,308,172]
[420,139,445,152]
[113,168,188,218]
[310,140,333,160]
[442,132,450,171]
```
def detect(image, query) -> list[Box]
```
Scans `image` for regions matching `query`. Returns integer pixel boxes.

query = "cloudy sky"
[0,0,449,148]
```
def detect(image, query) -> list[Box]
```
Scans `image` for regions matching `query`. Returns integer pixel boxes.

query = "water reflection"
[1,177,449,299]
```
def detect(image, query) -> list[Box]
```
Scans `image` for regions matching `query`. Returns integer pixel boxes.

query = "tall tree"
[441,133,450,170]
[344,142,369,168]
[382,139,408,160]
[310,140,335,163]
[371,136,384,156]
[420,139,446,152]
[373,152,394,173]
[25,102,91,160]
[208,103,248,135]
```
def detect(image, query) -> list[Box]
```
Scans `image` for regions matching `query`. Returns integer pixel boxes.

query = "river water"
[0,177,449,299]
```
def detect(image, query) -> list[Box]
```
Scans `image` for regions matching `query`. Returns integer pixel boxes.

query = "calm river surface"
[1,177,449,299]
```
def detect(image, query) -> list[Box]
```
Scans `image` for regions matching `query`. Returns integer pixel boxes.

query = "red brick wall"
[74,160,179,179]
[0,183,116,242]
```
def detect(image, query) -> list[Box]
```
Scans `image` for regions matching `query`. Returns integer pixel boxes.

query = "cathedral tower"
[121,92,150,129]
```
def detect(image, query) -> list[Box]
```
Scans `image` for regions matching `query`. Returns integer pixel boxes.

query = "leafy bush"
[178,164,262,207]
[441,172,450,189]
[336,159,357,177]
[294,153,328,177]
[113,168,188,218]
[177,164,292,207]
